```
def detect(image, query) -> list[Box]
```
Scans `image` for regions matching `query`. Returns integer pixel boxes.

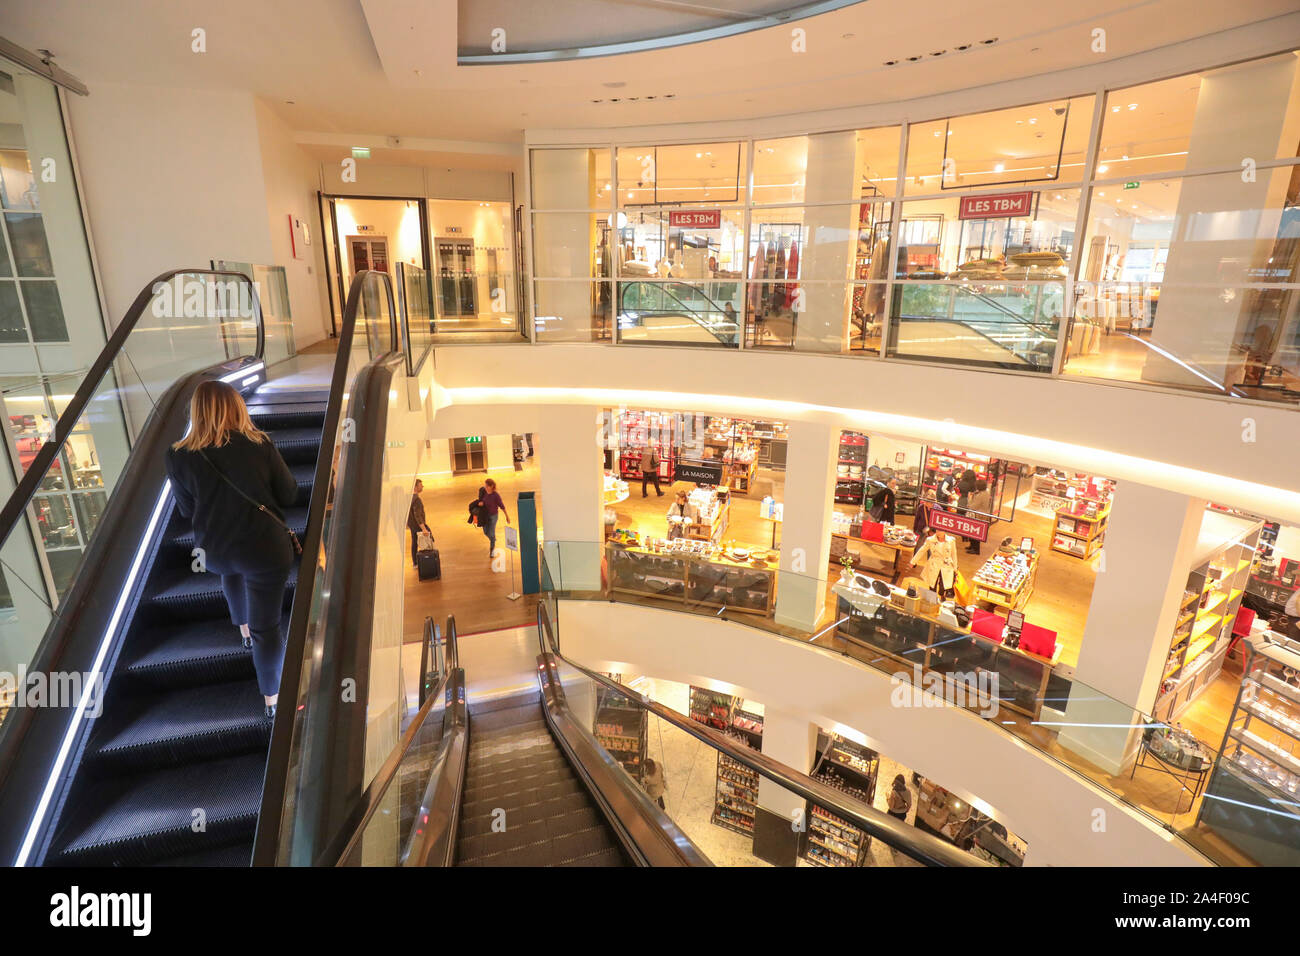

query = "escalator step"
[124,615,283,688]
[557,846,625,868]
[55,752,265,866]
[458,791,591,838]
[164,508,308,555]
[263,427,324,464]
[89,680,270,772]
[149,840,253,867]
[290,463,316,507]
[148,567,297,619]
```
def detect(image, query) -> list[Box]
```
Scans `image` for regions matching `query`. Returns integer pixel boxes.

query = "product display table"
[830,579,1056,719]
[972,550,1038,611]
[1129,725,1212,814]
[607,540,777,616]
[970,609,1061,663]
[828,531,916,584]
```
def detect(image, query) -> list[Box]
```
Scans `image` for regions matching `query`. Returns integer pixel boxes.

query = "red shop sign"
[958,191,1034,220]
[928,508,990,542]
[669,209,722,229]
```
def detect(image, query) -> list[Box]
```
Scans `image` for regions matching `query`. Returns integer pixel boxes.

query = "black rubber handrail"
[0,269,263,555]
[252,269,400,864]
[535,602,986,867]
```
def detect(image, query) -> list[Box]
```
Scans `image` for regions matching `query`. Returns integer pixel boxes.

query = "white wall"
[253,99,330,349]
[431,344,1300,527]
[68,82,274,327]
[560,599,1208,867]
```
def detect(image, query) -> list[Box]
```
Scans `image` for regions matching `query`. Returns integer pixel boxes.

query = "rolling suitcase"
[417,548,441,581]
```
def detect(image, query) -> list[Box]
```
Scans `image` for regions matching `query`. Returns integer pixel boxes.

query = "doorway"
[450,436,487,474]
[347,235,390,278]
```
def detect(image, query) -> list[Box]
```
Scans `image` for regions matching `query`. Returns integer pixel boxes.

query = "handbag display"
[199,450,302,554]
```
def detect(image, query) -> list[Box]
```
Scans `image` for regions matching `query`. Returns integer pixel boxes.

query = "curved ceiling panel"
[457,0,869,63]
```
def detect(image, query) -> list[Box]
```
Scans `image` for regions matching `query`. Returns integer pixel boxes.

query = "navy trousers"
[219,559,291,697]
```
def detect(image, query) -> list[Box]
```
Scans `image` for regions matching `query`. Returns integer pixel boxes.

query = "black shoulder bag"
[199,449,302,555]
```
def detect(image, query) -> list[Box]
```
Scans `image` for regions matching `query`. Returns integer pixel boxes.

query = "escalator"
[457,691,629,867]
[43,390,324,866]
[0,268,402,867]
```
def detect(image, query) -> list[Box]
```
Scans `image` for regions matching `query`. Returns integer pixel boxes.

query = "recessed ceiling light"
[1121,154,1129,160]
[947,130,953,136]
[1028,117,1037,124]
[883,59,898,66]
[1097,164,1109,173]
[1111,106,1120,112]
[696,152,702,158]
[933,131,942,137]
[993,162,1005,172]
[285,99,295,105]
[1128,103,1138,110]
[982,37,999,44]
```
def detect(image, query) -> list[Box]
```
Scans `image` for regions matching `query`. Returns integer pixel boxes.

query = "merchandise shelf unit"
[972,550,1038,611]
[1050,499,1109,560]
[594,679,648,783]
[713,729,762,837]
[802,733,878,868]
[1196,634,1300,865]
[834,431,869,505]
[1154,512,1262,723]
[615,410,679,483]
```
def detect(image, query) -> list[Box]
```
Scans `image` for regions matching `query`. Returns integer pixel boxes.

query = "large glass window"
[616,142,745,206]
[754,127,900,204]
[904,95,1095,195]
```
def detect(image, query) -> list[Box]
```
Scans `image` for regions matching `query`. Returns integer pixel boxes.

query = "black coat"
[165,433,298,572]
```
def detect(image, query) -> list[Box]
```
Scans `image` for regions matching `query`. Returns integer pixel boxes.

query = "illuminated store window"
[904,95,1094,195]
[616,142,746,207]
[1097,54,1300,179]
[753,126,900,204]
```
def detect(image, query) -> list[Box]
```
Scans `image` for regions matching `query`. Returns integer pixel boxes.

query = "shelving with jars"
[1197,634,1300,865]
[802,733,878,868]
[594,680,647,783]
[1050,497,1110,560]
[689,686,736,732]
[1154,512,1262,723]
[713,729,762,837]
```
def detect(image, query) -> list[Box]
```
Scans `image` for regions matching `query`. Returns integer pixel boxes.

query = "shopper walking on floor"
[166,380,298,719]
[886,774,912,822]
[407,478,431,567]
[912,527,960,599]
[873,478,899,524]
[640,442,663,497]
[964,480,991,556]
[478,477,511,557]
[643,758,667,810]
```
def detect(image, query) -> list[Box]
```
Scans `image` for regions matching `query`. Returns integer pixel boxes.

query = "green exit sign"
[465,436,482,444]
[1123,181,1140,190]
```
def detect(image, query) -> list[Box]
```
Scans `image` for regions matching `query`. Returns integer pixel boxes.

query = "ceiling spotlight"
[1128,103,1138,110]
[696,152,703,158]
[1097,164,1109,173]
[1111,106,1120,112]
[993,162,1005,172]
[1028,117,1037,124]
[982,37,999,44]
[883,59,898,66]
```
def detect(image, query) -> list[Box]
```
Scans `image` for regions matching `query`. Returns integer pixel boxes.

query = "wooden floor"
[402,450,542,642]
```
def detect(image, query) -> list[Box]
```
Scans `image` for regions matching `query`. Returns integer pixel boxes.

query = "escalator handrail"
[535,647,714,867]
[536,603,986,868]
[0,269,264,555]
[326,615,462,865]
[620,280,735,346]
[252,269,401,864]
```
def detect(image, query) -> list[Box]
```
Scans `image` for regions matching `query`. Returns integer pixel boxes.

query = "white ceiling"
[0,0,1296,148]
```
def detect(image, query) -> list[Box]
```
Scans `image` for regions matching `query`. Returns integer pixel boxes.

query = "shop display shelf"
[1230,727,1300,777]
[1182,634,1220,670]
[1254,671,1300,707]
[1202,590,1231,615]
[1241,700,1300,740]
[1190,614,1223,642]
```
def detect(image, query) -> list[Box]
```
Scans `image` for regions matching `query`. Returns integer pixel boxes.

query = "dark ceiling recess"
[884,36,997,66]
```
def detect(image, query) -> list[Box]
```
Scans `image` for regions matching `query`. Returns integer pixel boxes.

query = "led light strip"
[15,480,173,866]
[220,361,265,388]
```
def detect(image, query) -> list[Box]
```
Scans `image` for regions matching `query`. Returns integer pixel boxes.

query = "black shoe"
[242,633,252,649]
[264,704,276,720]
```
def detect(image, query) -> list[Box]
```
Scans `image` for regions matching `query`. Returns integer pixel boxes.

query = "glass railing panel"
[214,261,296,367]
[539,542,1221,850]
[276,270,403,863]
[396,262,432,371]
[616,279,740,347]
[533,279,611,342]
[1065,279,1300,404]
[886,280,1061,372]
[0,273,264,684]
[544,652,932,866]
[343,681,449,867]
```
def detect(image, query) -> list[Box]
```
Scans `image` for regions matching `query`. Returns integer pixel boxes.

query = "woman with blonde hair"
[166,380,298,717]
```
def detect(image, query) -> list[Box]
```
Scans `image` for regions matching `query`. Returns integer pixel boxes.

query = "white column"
[1145,53,1300,388]
[1057,484,1206,773]
[773,420,838,631]
[754,706,818,866]
[537,404,604,589]
[794,132,858,353]
[486,433,514,472]
[531,149,600,341]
